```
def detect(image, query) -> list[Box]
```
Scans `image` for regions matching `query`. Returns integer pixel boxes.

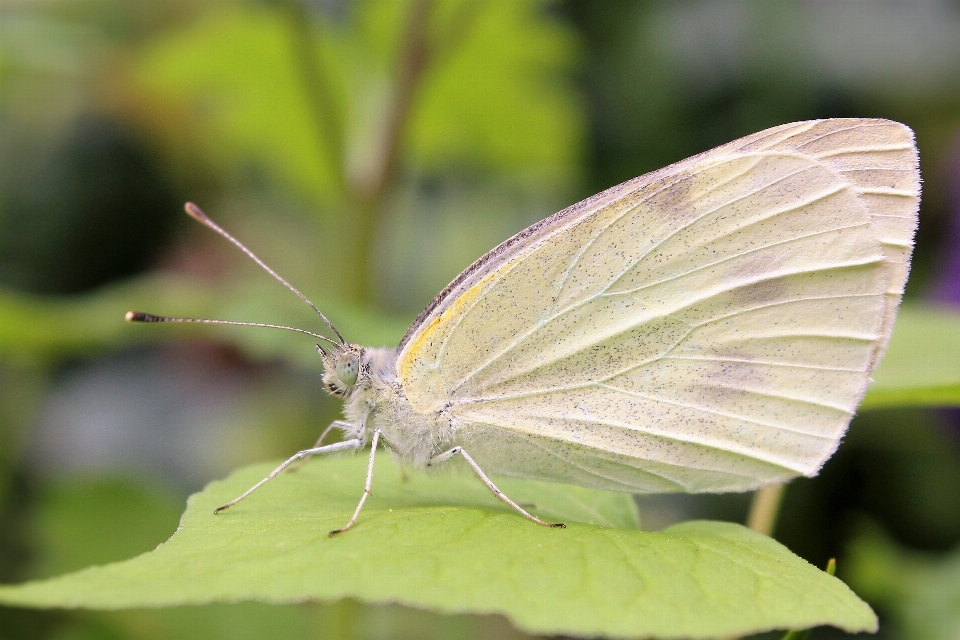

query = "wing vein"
[469,287,881,397]
[791,121,890,150]
[595,383,842,435]
[685,292,883,331]
[465,407,804,473]
[468,387,812,471]
[547,168,711,318]
[816,144,914,158]
[664,355,866,373]
[602,219,868,298]
[857,188,917,197]
[506,431,694,491]
[743,121,820,149]
[450,161,839,394]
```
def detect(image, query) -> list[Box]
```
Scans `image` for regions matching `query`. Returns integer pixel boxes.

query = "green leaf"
[846,525,960,640]
[29,477,184,580]
[135,4,346,203]
[409,0,583,183]
[132,1,583,208]
[0,456,875,638]
[779,559,836,640]
[863,304,960,409]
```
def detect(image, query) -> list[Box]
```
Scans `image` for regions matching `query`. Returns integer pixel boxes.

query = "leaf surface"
[0,456,875,638]
[863,305,960,408]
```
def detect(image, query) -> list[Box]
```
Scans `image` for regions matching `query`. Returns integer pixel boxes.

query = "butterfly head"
[320,344,365,397]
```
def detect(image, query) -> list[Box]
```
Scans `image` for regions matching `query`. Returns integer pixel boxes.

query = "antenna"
[182,202,345,344]
[125,311,342,348]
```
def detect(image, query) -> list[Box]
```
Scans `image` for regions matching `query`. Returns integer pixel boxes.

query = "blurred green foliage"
[1,1,960,638]
[863,305,960,408]
[134,1,581,204]
[847,525,960,640]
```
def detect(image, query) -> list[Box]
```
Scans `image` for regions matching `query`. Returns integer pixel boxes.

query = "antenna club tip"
[125,311,157,323]
[184,202,209,223]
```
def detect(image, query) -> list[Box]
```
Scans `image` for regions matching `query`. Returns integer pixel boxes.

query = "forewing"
[397,119,919,492]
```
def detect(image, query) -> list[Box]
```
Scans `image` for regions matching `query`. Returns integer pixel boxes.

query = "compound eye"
[336,352,359,387]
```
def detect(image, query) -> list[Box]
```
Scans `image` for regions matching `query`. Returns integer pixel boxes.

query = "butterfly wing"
[396,119,920,493]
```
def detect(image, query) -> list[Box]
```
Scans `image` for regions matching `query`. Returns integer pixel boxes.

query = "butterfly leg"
[288,420,351,473]
[329,428,381,536]
[214,438,362,514]
[428,447,565,529]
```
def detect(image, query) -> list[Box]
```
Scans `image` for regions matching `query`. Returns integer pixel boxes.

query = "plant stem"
[351,0,434,305]
[746,484,785,537]
[285,0,475,306]
[283,0,347,195]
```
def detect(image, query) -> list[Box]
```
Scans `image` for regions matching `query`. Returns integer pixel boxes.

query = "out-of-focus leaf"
[135,5,346,203]
[862,305,960,408]
[29,477,183,581]
[132,1,583,208]
[846,525,960,640]
[407,0,583,183]
[0,455,875,639]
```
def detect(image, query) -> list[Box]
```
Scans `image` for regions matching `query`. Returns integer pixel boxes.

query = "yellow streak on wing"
[398,257,522,413]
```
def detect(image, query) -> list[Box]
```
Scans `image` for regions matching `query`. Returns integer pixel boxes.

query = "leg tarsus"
[328,429,381,536]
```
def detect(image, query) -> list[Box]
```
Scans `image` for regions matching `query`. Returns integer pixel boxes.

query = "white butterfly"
[129,118,920,534]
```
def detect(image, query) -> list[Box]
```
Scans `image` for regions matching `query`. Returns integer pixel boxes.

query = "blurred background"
[1,1,959,638]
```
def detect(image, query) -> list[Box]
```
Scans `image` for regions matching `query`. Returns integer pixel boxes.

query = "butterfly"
[128,118,920,534]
